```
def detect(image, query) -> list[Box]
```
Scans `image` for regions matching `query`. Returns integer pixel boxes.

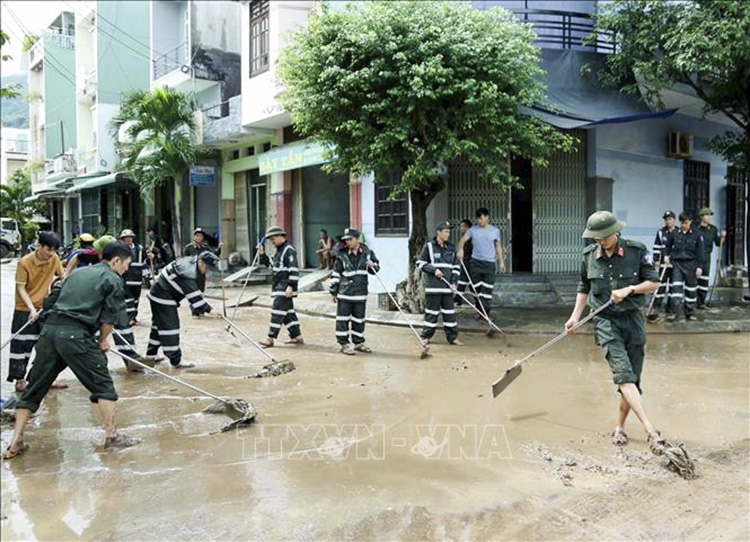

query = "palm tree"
[110,87,197,254]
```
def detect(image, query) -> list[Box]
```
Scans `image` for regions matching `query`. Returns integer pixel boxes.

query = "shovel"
[371,269,430,359]
[1,310,42,352]
[491,300,613,398]
[111,330,256,431]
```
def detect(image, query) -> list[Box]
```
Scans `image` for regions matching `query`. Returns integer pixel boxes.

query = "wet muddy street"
[1,262,749,541]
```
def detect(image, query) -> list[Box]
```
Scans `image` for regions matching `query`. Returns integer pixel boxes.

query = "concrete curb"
[248,298,750,336]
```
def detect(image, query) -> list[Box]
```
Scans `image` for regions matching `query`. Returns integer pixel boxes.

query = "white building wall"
[594,113,738,277]
[360,173,412,293]
[241,1,314,127]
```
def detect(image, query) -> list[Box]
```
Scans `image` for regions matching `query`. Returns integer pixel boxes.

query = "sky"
[1,0,66,76]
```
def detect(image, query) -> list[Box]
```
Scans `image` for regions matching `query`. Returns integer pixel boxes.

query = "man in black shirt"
[664,212,705,321]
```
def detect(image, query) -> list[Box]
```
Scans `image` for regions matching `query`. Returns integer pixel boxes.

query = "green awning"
[65,172,125,194]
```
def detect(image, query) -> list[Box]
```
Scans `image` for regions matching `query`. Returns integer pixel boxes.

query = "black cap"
[436,220,454,231]
[193,227,205,236]
[341,227,361,240]
[198,251,219,268]
[662,210,676,219]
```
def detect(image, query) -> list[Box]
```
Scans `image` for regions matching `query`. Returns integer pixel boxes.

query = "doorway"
[248,170,267,258]
[511,158,533,273]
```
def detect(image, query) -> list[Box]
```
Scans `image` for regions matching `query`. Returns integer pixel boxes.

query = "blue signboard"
[190,166,216,187]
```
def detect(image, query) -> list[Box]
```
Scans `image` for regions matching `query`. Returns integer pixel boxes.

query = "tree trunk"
[396,181,442,313]
[168,177,183,257]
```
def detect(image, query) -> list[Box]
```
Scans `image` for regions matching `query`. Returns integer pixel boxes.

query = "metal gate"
[447,156,510,254]
[532,129,587,274]
[727,166,746,266]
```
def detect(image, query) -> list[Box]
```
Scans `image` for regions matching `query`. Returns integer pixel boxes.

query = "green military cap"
[698,207,714,217]
[264,225,287,238]
[93,235,118,253]
[581,211,626,239]
[119,229,136,239]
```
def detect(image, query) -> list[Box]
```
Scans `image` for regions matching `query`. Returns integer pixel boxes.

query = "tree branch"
[682,72,748,130]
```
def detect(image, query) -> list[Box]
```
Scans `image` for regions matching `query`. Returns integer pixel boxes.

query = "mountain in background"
[1,73,29,128]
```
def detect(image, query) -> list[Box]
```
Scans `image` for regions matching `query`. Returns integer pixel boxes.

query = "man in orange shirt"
[8,232,65,392]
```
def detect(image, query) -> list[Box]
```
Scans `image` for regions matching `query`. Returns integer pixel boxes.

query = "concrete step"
[496,282,555,292]
[494,290,560,307]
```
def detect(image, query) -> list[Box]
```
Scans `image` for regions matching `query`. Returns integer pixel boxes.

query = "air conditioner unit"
[667,131,693,159]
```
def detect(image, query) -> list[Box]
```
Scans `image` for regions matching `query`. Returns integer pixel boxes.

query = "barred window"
[249,0,270,77]
[375,169,408,236]
[683,160,710,220]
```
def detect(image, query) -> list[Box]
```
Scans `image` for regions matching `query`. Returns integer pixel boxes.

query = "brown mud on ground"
[1,263,749,541]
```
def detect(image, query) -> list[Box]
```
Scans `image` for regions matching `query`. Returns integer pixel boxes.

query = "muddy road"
[1,262,749,541]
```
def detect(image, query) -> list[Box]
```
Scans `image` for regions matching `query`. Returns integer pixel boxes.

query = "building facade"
[27,3,151,243]
[0,127,29,185]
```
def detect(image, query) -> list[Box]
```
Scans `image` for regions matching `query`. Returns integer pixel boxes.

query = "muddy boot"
[340,343,355,356]
[104,433,142,450]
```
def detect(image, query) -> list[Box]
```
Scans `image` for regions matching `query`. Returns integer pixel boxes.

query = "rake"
[371,270,430,359]
[441,276,507,340]
[111,329,256,431]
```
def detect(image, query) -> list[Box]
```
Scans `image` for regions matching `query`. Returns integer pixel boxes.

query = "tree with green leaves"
[1,29,21,98]
[110,87,198,255]
[277,1,573,309]
[591,0,749,257]
[0,166,51,245]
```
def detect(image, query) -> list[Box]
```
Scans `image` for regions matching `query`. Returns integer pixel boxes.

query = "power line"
[62,1,155,64]
[3,21,77,88]
[87,2,165,58]
[4,6,78,86]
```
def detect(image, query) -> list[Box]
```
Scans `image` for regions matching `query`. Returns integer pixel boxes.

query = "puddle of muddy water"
[1,261,749,541]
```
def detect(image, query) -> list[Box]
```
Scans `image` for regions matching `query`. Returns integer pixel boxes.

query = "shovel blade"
[420,346,431,359]
[491,364,523,398]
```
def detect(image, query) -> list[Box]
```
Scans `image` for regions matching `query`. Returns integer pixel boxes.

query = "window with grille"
[375,169,409,236]
[683,160,710,220]
[81,191,99,234]
[249,0,270,77]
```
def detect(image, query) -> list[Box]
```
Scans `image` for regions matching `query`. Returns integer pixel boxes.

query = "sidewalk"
[207,283,750,335]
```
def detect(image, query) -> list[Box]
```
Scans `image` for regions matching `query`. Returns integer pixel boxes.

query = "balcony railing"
[511,8,614,53]
[45,28,75,50]
[153,42,188,80]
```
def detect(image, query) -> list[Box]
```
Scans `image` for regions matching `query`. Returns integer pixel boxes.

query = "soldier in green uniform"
[565,211,669,451]
[3,242,141,459]
[696,207,725,309]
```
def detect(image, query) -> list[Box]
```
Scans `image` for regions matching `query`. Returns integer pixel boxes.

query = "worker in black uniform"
[454,218,473,305]
[696,207,725,309]
[183,228,222,310]
[648,210,677,321]
[664,212,705,321]
[146,252,218,367]
[4,242,141,459]
[418,221,463,345]
[258,226,304,348]
[119,229,148,325]
[330,227,379,355]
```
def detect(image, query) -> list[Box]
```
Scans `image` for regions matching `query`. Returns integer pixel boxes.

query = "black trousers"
[653,266,675,313]
[335,300,366,344]
[268,295,301,339]
[670,260,698,317]
[146,300,182,366]
[469,259,496,315]
[7,310,41,382]
[697,257,712,307]
[112,322,139,367]
[455,260,472,303]
[124,284,142,321]
[421,294,458,342]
